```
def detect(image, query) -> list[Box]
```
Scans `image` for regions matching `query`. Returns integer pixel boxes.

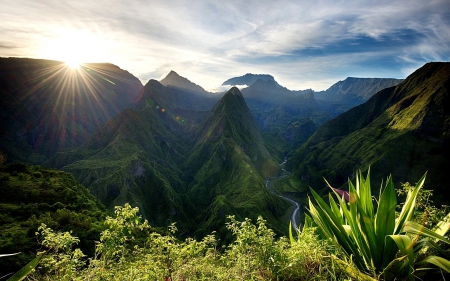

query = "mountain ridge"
[183,86,285,237]
[289,62,450,203]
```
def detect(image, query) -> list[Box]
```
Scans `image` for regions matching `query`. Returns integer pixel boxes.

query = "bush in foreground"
[28,204,345,280]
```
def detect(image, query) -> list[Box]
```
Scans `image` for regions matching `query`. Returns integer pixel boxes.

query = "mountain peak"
[224,86,244,97]
[160,70,208,95]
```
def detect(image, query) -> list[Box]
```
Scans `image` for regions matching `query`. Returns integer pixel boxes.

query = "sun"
[65,57,83,69]
[38,29,111,69]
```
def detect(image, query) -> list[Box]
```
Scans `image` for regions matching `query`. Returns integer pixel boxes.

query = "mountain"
[183,87,286,236]
[237,79,319,155]
[289,62,450,203]
[160,70,210,96]
[0,58,143,164]
[50,83,289,237]
[314,77,403,114]
[222,73,282,88]
[50,79,193,228]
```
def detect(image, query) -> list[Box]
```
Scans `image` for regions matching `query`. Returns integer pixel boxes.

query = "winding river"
[265,159,301,231]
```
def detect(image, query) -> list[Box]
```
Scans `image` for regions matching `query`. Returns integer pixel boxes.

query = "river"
[265,159,301,231]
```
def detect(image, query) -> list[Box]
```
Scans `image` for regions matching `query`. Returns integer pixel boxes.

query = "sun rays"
[16,60,140,154]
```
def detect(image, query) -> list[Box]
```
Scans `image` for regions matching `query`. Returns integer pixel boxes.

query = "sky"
[1,0,449,91]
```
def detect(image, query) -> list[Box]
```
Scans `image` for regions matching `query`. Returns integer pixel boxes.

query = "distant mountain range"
[1,57,448,238]
[314,77,403,115]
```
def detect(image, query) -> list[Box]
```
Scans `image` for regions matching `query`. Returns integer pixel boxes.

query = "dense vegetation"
[4,168,449,280]
[0,162,108,276]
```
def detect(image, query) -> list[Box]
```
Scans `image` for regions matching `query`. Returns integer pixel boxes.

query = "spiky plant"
[306,169,450,280]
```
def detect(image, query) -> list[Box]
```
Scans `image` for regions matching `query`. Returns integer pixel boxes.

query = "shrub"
[307,169,450,280]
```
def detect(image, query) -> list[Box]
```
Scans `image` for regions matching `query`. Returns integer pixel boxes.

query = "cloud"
[1,0,449,91]
[211,84,249,94]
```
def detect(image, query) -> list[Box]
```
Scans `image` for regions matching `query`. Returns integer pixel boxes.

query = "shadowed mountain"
[134,79,214,137]
[160,70,209,96]
[0,58,143,163]
[50,83,288,237]
[183,87,286,237]
[49,79,194,228]
[158,71,219,111]
[238,79,318,155]
[222,73,282,88]
[289,62,450,203]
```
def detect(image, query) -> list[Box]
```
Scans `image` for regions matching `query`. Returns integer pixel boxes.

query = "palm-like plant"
[306,169,450,280]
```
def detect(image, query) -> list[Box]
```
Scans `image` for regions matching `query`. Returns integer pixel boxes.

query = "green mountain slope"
[0,58,143,164]
[183,87,287,237]
[0,162,107,276]
[290,62,450,202]
[50,80,193,228]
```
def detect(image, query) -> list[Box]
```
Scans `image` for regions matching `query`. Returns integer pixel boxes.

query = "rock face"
[0,58,143,163]
[290,62,450,203]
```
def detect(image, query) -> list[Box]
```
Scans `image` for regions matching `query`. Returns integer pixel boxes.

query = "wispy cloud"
[1,0,449,91]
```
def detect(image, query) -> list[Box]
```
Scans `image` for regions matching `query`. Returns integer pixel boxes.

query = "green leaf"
[395,173,426,234]
[383,255,410,281]
[329,193,344,225]
[432,212,450,238]
[375,176,397,267]
[332,255,378,281]
[386,235,415,280]
[7,253,45,281]
[309,188,366,270]
[403,221,450,244]
[289,221,295,244]
[417,256,450,273]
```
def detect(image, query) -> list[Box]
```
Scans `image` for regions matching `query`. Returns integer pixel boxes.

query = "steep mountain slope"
[183,87,287,236]
[51,84,289,237]
[0,58,143,163]
[290,62,450,202]
[50,80,193,228]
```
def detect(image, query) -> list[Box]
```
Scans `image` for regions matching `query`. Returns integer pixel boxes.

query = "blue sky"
[1,0,449,91]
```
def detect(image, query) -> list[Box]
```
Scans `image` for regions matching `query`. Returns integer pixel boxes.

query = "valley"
[1,58,449,243]
[264,159,301,231]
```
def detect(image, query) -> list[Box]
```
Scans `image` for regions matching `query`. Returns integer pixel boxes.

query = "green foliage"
[4,252,44,281]
[307,169,450,280]
[35,224,85,279]
[96,204,150,262]
[0,163,107,276]
[27,204,352,280]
